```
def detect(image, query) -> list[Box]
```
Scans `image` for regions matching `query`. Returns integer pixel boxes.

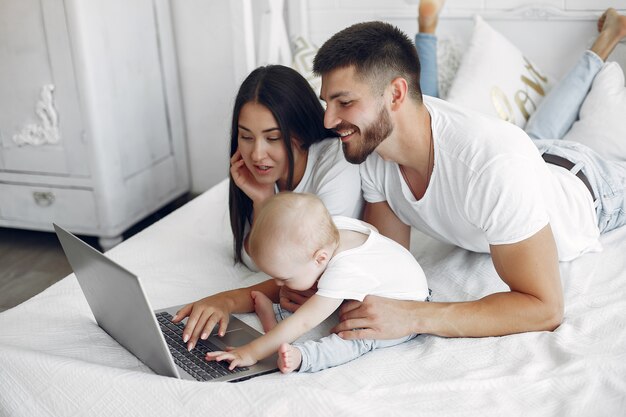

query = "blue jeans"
[414,36,626,234]
[525,51,604,140]
[296,333,418,373]
[535,139,626,234]
[521,51,626,233]
[415,33,438,97]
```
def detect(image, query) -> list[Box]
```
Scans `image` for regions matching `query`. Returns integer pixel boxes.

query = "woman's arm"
[206,294,343,369]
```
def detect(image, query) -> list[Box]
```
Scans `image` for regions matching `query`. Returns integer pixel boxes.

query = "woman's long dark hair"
[229,65,333,264]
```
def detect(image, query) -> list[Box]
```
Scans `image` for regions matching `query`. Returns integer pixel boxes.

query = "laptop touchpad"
[212,329,255,349]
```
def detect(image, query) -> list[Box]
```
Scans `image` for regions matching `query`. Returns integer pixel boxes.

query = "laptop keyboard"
[156,311,248,381]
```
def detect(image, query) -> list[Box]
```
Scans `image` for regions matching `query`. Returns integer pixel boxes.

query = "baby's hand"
[206,347,257,370]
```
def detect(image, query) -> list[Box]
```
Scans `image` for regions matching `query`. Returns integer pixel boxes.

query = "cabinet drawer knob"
[33,191,56,207]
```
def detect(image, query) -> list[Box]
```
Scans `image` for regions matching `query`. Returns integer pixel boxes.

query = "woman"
[229,65,362,267]
[173,65,363,350]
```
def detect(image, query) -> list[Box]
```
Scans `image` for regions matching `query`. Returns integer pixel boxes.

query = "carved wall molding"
[12,84,61,147]
[383,4,599,22]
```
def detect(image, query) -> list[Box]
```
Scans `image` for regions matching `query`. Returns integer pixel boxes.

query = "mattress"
[1,178,625,416]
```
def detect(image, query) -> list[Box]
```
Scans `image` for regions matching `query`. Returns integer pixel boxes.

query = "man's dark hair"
[313,21,422,102]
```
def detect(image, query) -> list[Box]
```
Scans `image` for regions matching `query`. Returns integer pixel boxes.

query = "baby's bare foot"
[277,343,302,374]
[251,291,277,332]
[418,0,446,34]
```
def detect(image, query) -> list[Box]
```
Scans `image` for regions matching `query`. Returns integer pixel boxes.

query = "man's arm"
[335,223,564,338]
[363,201,411,249]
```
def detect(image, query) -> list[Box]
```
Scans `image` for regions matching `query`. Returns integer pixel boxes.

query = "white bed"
[2,3,626,416]
[1,178,625,416]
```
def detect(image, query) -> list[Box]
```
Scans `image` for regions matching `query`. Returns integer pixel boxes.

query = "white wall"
[298,0,626,76]
[172,0,626,193]
[170,1,256,193]
[170,0,281,194]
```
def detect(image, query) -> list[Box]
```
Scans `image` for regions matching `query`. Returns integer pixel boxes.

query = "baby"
[206,192,429,373]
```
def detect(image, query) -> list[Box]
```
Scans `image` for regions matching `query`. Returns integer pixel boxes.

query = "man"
[306,20,626,339]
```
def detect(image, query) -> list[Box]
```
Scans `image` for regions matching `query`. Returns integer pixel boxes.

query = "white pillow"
[436,37,463,100]
[446,16,554,128]
[563,62,626,162]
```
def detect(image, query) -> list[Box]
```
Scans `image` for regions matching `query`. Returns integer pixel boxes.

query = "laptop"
[53,223,278,382]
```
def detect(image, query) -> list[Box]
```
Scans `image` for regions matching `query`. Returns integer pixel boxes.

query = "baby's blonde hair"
[248,192,339,264]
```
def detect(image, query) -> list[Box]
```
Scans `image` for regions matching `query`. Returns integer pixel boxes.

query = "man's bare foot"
[418,0,446,34]
[592,8,626,61]
[251,291,277,332]
[277,343,302,373]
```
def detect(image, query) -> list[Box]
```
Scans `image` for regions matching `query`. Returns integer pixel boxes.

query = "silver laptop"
[54,223,277,382]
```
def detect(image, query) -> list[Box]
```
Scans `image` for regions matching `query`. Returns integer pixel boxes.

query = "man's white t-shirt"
[315,216,430,302]
[360,97,600,261]
[243,138,364,270]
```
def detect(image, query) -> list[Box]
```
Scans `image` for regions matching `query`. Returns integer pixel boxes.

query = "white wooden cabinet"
[0,0,189,250]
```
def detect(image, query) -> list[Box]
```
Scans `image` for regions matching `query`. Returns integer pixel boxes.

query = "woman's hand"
[173,293,234,351]
[279,284,317,313]
[230,149,274,204]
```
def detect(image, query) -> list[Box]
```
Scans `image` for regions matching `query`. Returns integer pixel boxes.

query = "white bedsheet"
[1,179,625,417]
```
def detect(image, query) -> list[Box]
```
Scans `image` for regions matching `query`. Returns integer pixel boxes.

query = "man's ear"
[390,77,408,110]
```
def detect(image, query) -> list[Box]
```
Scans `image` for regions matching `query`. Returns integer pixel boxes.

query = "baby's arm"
[206,294,342,369]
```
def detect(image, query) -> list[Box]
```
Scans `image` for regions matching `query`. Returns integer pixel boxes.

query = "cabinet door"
[66,0,173,181]
[0,0,89,176]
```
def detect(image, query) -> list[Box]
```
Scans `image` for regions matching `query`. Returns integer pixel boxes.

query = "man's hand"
[279,284,317,313]
[206,346,257,370]
[331,295,420,340]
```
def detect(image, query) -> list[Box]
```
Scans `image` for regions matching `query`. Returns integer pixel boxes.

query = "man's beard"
[341,106,394,164]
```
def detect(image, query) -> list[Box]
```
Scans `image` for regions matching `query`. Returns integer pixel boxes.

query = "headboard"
[287,0,626,81]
